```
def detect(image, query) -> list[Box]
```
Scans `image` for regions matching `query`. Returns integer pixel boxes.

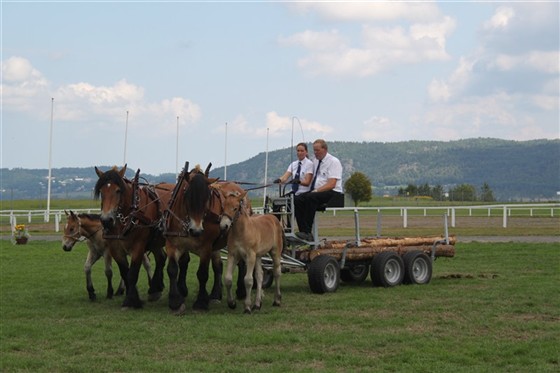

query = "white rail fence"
[2,204,558,234]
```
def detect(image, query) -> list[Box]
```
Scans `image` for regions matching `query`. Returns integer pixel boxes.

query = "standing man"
[294,139,343,241]
[273,142,313,195]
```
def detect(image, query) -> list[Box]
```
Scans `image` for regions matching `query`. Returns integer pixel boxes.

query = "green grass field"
[1,240,558,372]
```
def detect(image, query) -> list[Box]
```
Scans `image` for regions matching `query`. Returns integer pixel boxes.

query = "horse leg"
[111,248,129,298]
[102,250,115,299]
[177,252,190,298]
[84,246,98,301]
[271,247,282,308]
[142,252,153,289]
[193,251,211,311]
[236,260,247,300]
[252,258,264,311]
[122,249,143,309]
[166,245,185,315]
[147,247,165,302]
[225,252,239,310]
[243,252,257,314]
[209,250,223,303]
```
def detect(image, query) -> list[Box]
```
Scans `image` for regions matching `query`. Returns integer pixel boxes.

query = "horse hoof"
[192,301,209,311]
[210,298,221,304]
[227,301,237,310]
[115,289,125,296]
[272,301,281,307]
[148,291,162,302]
[252,304,261,311]
[89,295,97,302]
[243,308,252,315]
[170,303,186,316]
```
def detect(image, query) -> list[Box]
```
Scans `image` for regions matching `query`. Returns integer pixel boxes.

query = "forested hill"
[1,138,559,202]
[210,138,559,201]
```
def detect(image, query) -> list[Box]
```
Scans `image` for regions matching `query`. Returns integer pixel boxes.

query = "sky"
[2,1,559,176]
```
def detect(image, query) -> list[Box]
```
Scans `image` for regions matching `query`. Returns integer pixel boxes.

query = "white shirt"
[286,157,313,195]
[311,152,343,193]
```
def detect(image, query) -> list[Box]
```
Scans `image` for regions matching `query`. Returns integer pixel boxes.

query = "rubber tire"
[402,251,432,285]
[370,251,404,287]
[261,268,274,289]
[308,255,340,294]
[340,263,369,283]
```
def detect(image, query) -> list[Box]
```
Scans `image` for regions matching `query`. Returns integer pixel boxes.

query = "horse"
[163,162,248,315]
[220,189,284,314]
[94,165,173,309]
[61,210,152,301]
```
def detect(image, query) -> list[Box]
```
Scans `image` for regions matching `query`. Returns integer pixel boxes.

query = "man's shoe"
[296,232,314,241]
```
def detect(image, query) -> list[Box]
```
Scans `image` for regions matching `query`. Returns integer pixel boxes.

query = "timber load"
[304,235,456,262]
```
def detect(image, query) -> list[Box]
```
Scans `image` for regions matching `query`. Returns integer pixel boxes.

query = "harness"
[163,165,226,238]
[103,169,164,240]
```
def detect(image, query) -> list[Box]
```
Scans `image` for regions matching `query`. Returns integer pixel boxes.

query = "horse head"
[219,189,249,231]
[62,210,80,252]
[94,165,128,233]
[183,168,212,237]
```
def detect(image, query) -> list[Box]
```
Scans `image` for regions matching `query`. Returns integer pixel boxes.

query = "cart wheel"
[370,251,404,287]
[308,255,340,294]
[252,268,274,289]
[261,268,274,289]
[403,251,432,285]
[340,263,369,283]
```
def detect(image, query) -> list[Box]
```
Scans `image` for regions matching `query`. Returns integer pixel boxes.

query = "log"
[307,244,455,262]
[322,235,456,250]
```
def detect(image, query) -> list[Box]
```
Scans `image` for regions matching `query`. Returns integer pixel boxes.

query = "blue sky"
[2,1,559,175]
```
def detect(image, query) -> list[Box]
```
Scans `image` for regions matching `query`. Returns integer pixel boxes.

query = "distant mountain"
[1,138,558,202]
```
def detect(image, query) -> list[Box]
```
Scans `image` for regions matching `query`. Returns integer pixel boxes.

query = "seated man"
[294,139,343,241]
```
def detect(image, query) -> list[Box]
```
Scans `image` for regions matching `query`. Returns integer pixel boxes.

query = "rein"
[104,170,165,239]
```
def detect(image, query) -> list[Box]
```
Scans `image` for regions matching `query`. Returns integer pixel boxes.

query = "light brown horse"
[220,189,284,314]
[94,165,173,309]
[61,210,152,301]
[163,163,247,315]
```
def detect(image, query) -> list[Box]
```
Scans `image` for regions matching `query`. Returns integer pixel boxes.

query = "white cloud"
[484,6,515,30]
[281,6,455,77]
[491,51,560,74]
[362,116,406,141]
[290,2,442,22]
[1,56,201,134]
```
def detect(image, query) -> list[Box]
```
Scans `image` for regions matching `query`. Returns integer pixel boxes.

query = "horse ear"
[95,166,104,178]
[64,209,69,216]
[119,165,127,178]
[204,163,212,177]
[206,177,219,184]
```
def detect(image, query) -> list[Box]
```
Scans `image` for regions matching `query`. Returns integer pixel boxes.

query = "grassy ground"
[1,240,558,372]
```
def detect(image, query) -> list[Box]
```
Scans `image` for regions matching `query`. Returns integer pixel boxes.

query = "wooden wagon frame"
[257,189,456,294]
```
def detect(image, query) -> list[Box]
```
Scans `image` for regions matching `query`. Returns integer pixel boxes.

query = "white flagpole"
[123,110,129,165]
[176,116,179,177]
[263,127,269,207]
[224,122,228,180]
[46,98,54,222]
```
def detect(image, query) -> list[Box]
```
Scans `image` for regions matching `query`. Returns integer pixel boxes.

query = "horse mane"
[93,169,127,200]
[184,172,210,216]
[78,213,101,220]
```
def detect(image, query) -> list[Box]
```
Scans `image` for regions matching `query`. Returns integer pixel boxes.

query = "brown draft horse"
[220,190,284,314]
[94,165,172,309]
[61,210,152,301]
[163,162,247,315]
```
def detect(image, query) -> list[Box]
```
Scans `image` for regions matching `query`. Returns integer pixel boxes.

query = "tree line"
[344,171,496,206]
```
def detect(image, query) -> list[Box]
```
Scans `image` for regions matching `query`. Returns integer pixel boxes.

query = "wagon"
[258,192,456,294]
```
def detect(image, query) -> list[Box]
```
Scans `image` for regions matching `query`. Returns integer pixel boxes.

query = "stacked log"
[306,235,456,262]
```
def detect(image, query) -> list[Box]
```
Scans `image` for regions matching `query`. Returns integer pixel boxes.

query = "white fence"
[2,204,559,233]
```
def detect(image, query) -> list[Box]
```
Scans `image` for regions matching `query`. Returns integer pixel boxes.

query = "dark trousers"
[294,190,336,233]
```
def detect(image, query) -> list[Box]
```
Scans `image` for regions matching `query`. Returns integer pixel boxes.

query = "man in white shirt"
[294,139,343,241]
[273,142,313,195]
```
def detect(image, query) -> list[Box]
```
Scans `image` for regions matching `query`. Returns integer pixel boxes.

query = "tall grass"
[1,240,558,372]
